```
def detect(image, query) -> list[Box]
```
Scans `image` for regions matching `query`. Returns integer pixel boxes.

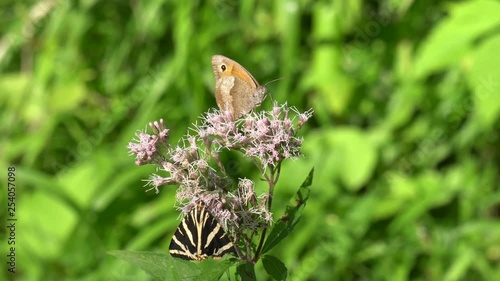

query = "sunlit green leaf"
[108,250,233,281]
[414,0,500,77]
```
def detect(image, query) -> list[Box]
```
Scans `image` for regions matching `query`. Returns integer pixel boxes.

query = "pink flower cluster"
[128,102,312,239]
[199,102,313,169]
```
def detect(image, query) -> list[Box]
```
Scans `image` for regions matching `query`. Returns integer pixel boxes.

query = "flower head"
[200,102,310,170]
[128,101,312,262]
[127,119,170,165]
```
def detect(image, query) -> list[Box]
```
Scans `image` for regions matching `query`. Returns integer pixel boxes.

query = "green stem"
[253,227,268,263]
[253,163,281,262]
[233,233,246,261]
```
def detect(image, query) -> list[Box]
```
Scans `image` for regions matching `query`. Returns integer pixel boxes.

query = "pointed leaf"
[262,255,287,281]
[108,250,233,281]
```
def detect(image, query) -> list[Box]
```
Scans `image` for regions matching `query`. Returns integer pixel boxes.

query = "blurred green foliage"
[1,0,499,280]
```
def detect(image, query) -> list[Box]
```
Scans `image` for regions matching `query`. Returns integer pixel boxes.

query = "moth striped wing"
[169,203,235,261]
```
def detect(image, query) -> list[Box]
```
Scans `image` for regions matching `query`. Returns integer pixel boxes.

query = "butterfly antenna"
[264,77,285,87]
[263,77,285,103]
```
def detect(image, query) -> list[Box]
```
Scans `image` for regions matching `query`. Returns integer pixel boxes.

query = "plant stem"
[233,233,246,261]
[253,162,281,262]
[253,226,267,263]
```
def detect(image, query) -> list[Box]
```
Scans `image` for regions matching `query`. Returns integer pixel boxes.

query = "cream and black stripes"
[169,202,235,261]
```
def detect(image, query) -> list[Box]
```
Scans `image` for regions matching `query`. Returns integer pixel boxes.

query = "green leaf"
[468,34,500,128]
[19,191,77,259]
[197,259,233,281]
[262,255,288,281]
[236,262,257,281]
[329,128,377,190]
[261,168,313,254]
[108,250,233,281]
[414,0,500,78]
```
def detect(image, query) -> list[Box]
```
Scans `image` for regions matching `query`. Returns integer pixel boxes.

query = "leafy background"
[1,0,500,280]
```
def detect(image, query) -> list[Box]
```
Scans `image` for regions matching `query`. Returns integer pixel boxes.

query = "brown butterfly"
[212,55,266,120]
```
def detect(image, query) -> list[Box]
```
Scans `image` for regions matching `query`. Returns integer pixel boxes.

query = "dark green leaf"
[108,250,233,281]
[262,255,287,281]
[262,168,314,254]
[236,262,257,281]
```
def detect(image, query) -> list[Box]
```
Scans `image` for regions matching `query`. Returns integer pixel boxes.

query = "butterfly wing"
[214,75,236,113]
[230,78,266,117]
[212,55,266,119]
